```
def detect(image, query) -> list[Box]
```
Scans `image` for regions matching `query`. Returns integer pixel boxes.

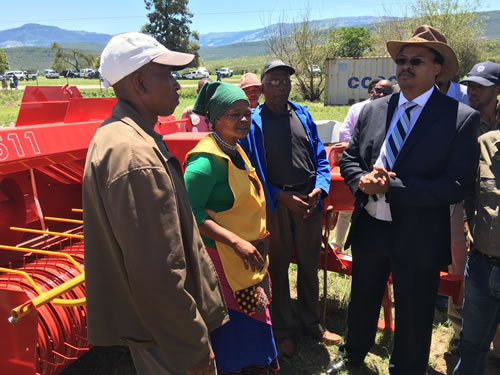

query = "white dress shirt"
[447,81,469,106]
[339,99,371,142]
[365,86,435,221]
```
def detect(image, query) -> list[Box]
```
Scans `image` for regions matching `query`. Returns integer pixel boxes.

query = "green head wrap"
[192,81,249,125]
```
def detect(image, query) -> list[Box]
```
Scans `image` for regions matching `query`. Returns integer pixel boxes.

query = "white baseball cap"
[99,32,194,88]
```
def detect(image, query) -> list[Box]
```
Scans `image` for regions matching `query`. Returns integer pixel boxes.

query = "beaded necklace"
[212,131,238,156]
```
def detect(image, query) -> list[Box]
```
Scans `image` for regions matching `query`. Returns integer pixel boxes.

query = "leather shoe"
[326,352,362,374]
[325,357,346,375]
[276,336,295,358]
[319,330,343,345]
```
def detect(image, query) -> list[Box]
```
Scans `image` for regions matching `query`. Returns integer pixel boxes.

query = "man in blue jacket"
[239,59,340,357]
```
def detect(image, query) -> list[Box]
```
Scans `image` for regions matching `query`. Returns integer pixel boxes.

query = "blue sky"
[0,0,498,35]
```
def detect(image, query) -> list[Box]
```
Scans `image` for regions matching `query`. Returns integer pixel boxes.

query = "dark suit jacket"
[340,88,480,269]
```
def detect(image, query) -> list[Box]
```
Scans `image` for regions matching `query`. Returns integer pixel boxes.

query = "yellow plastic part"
[0,244,83,273]
[0,268,86,322]
[44,216,83,225]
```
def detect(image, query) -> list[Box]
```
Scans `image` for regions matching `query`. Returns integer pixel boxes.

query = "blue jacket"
[239,101,330,211]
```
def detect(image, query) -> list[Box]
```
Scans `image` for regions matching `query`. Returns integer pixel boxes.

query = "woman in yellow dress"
[184,82,279,374]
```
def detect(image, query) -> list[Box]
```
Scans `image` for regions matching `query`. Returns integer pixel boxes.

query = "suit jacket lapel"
[370,94,399,166]
[393,89,442,170]
[386,94,399,132]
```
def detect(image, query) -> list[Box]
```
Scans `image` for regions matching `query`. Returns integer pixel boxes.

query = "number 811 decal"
[0,131,41,161]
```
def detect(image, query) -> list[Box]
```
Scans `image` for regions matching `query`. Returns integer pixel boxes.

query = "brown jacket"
[471,129,500,257]
[82,100,228,372]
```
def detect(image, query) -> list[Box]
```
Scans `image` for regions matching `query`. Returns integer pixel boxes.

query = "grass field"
[15,76,246,87]
[0,86,349,127]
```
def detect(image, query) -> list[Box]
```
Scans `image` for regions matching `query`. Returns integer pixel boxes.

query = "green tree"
[0,48,8,73]
[143,0,200,67]
[50,43,96,72]
[265,10,327,101]
[373,0,486,79]
[328,27,372,58]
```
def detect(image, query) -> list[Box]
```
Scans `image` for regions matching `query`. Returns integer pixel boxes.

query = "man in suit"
[326,25,479,375]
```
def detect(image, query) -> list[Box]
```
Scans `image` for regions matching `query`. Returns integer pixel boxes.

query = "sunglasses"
[374,87,393,95]
[395,57,425,66]
[263,78,291,87]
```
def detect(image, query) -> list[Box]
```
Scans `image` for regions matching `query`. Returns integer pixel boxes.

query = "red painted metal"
[324,146,355,211]
[155,115,190,135]
[0,289,38,375]
[163,131,208,165]
[1,86,107,374]
[15,86,83,127]
[0,240,87,374]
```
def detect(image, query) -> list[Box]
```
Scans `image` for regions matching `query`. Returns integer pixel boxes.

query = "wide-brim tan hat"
[386,25,458,82]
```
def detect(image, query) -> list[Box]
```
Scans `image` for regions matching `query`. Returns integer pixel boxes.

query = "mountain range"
[198,16,395,47]
[0,16,390,49]
[1,11,499,71]
[1,11,498,50]
[0,24,112,49]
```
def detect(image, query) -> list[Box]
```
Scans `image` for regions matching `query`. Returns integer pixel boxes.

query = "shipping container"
[325,57,397,105]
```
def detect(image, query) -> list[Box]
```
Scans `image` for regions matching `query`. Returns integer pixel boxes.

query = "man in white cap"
[327,25,479,375]
[83,32,228,375]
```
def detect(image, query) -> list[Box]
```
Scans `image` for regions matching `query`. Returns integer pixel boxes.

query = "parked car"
[198,67,209,76]
[88,70,100,79]
[220,67,233,77]
[171,71,179,79]
[79,68,95,78]
[61,69,79,78]
[182,69,209,80]
[5,71,26,80]
[44,69,60,79]
[24,71,38,80]
[308,64,321,75]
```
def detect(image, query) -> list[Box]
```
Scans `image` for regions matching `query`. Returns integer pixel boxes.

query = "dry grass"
[277,264,470,375]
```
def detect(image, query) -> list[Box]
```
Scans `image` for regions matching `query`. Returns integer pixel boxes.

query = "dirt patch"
[429,324,456,375]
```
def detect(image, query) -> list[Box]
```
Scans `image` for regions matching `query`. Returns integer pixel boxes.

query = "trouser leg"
[493,324,500,357]
[453,249,500,375]
[292,207,323,336]
[341,211,392,362]
[389,265,440,375]
[267,203,295,338]
[331,211,352,251]
[448,201,467,338]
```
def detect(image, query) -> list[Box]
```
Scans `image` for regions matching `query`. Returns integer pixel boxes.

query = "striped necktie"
[382,101,417,170]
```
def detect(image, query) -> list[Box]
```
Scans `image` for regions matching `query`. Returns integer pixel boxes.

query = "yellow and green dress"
[184,135,278,373]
